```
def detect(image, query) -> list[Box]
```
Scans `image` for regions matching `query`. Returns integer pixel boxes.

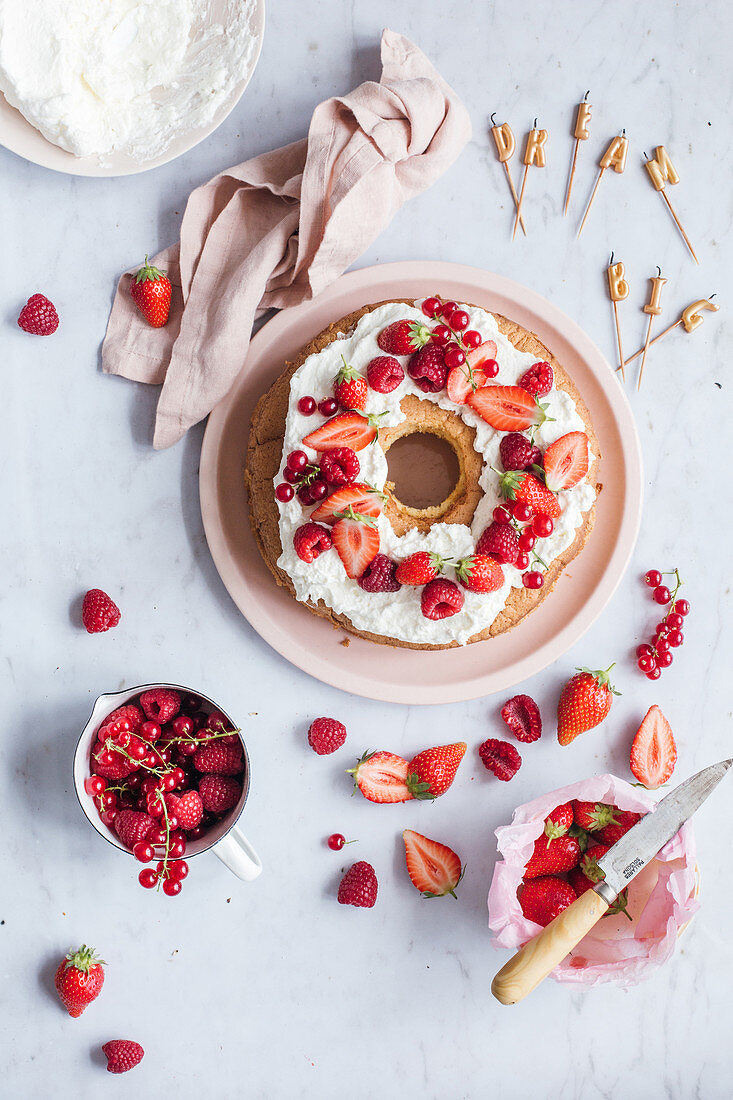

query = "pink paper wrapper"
[487,773,698,987]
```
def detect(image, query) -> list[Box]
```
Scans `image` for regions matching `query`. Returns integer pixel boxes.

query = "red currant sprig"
[637,567,689,679]
[421,296,494,390]
[491,500,551,588]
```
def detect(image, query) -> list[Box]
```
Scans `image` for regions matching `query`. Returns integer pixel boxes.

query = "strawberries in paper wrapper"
[487,774,698,987]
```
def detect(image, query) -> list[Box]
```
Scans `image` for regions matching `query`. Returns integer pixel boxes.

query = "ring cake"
[246,296,601,650]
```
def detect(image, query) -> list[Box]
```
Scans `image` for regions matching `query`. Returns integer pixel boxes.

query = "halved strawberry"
[348,750,412,803]
[466,339,497,370]
[467,385,548,431]
[331,511,380,578]
[446,366,489,404]
[402,829,463,899]
[630,705,677,789]
[310,483,384,525]
[302,411,379,452]
[543,431,590,492]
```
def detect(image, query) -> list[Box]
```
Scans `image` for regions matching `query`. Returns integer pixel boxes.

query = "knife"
[491,759,732,1005]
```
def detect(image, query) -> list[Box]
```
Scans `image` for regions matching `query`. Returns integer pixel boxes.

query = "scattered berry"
[467,385,547,432]
[377,319,432,355]
[348,750,411,803]
[293,522,333,563]
[308,717,347,756]
[653,585,671,605]
[522,570,544,590]
[630,704,677,789]
[17,293,59,335]
[318,397,339,417]
[532,513,554,538]
[276,483,294,502]
[55,946,105,1017]
[501,694,542,743]
[406,742,466,799]
[431,323,452,345]
[518,360,553,398]
[478,738,521,780]
[130,257,171,327]
[337,861,378,908]
[403,829,463,898]
[302,411,378,452]
[645,569,662,587]
[524,834,581,879]
[358,553,401,593]
[557,665,618,746]
[328,833,346,851]
[367,355,404,394]
[449,309,470,331]
[463,329,482,348]
[81,589,121,634]
[443,343,466,370]
[310,483,384,525]
[420,578,464,620]
[332,511,380,579]
[102,1040,144,1074]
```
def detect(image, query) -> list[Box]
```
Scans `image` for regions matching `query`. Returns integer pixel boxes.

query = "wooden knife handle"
[491,888,609,1005]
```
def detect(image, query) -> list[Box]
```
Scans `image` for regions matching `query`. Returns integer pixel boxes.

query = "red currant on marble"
[523,571,543,589]
[464,329,482,349]
[328,833,345,851]
[653,585,671,605]
[644,569,662,587]
[667,630,683,648]
[674,599,690,616]
[133,842,154,863]
[657,650,673,668]
[636,643,653,658]
[449,309,469,331]
[666,612,683,630]
[422,296,441,318]
[139,869,158,889]
[298,396,317,415]
[162,878,182,897]
[443,344,465,369]
[170,860,189,881]
[646,667,662,681]
[638,654,657,673]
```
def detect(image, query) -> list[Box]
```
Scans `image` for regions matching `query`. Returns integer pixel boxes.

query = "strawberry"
[478,738,521,780]
[466,339,498,370]
[129,256,172,328]
[367,355,404,394]
[395,551,451,586]
[310,483,384,525]
[557,665,619,746]
[568,866,632,918]
[524,834,581,879]
[501,694,542,743]
[114,810,155,850]
[408,344,448,393]
[55,946,105,1017]
[348,750,412,803]
[630,704,677,790]
[358,553,401,593]
[81,589,121,634]
[319,447,360,486]
[573,801,618,832]
[476,521,520,566]
[17,293,59,335]
[467,385,549,432]
[495,468,561,519]
[193,741,243,776]
[543,802,574,844]
[302,411,380,452]
[455,554,504,593]
[293,521,333,563]
[331,510,380,578]
[499,432,542,472]
[519,876,576,927]
[518,360,553,398]
[543,431,589,492]
[174,790,203,831]
[334,357,367,410]
[406,742,466,800]
[198,774,241,813]
[307,716,347,755]
[337,861,378,907]
[402,829,463,899]
[420,578,464,619]
[377,318,432,355]
[446,365,489,404]
[140,688,180,724]
[596,809,642,846]
[102,1040,144,1074]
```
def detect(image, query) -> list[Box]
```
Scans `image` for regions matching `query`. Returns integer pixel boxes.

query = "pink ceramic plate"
[199,262,643,704]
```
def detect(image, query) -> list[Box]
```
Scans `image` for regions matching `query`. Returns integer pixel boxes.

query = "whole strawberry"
[307,717,347,755]
[395,551,450,587]
[334,357,367,410]
[406,742,466,800]
[102,1040,144,1074]
[17,293,59,335]
[408,344,448,393]
[496,468,561,520]
[519,876,576,927]
[596,809,642,846]
[543,802,574,844]
[573,800,618,833]
[478,738,521,780]
[81,589,121,634]
[524,834,581,879]
[455,554,504,593]
[557,665,619,746]
[377,319,432,356]
[129,256,172,328]
[338,861,378,907]
[55,945,105,1017]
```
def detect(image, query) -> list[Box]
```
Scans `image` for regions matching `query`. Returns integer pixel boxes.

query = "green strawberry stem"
[65,945,105,972]
[576,663,621,696]
[134,255,166,284]
[332,505,378,527]
[405,771,434,800]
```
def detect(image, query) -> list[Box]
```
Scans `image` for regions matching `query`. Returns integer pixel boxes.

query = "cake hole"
[386,433,460,510]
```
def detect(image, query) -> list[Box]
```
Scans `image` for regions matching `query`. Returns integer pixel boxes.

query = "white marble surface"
[2,1,732,1096]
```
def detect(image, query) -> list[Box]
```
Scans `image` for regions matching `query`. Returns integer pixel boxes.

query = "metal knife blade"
[596,759,733,899]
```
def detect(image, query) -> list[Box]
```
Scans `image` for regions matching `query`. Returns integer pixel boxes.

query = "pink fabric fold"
[102,29,471,449]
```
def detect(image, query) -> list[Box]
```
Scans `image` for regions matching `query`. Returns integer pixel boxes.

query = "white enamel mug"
[73,683,262,882]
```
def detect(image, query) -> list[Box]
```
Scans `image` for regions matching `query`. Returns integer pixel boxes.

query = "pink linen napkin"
[102,28,471,449]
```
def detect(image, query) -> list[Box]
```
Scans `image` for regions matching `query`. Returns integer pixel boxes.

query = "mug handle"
[212,826,263,882]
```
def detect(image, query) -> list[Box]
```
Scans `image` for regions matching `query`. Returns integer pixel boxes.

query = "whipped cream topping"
[275,301,596,646]
[0,0,257,162]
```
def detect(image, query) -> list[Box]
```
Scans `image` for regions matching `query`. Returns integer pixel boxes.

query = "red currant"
[106,717,130,737]
[512,500,533,522]
[85,776,107,797]
[463,329,482,349]
[518,530,536,552]
[638,654,657,673]
[100,808,117,827]
[667,629,683,648]
[100,791,118,812]
[287,450,308,472]
[655,622,669,636]
[163,878,183,897]
[283,466,302,484]
[319,398,339,417]
[657,649,673,668]
[297,484,314,505]
[646,667,662,681]
[431,324,452,346]
[207,711,229,732]
[171,767,186,787]
[674,599,690,616]
[439,300,457,319]
[169,833,187,859]
[170,859,189,881]
[532,513,554,538]
[523,571,543,590]
[139,869,158,889]
[186,824,206,841]
[655,637,670,654]
[443,344,465,369]
[666,612,683,630]
[276,483,293,503]
[148,827,168,847]
[645,569,662,587]
[653,585,671,605]
[298,396,317,415]
[309,479,328,502]
[140,721,161,743]
[177,739,197,756]
[133,842,154,863]
[493,505,511,525]
[449,309,469,332]
[127,738,147,761]
[484,359,499,378]
[636,643,653,658]
[515,550,530,571]
[422,296,442,318]
[327,833,345,851]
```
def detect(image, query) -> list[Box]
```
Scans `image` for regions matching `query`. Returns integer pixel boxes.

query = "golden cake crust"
[245,299,601,650]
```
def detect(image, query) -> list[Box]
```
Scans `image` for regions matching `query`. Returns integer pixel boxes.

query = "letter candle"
[620,296,719,370]
[512,119,548,241]
[577,130,628,238]
[563,91,591,216]
[643,147,698,264]
[490,114,526,236]
[606,253,629,382]
[637,268,667,391]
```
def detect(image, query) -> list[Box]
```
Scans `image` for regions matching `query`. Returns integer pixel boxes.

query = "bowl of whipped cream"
[0,0,265,175]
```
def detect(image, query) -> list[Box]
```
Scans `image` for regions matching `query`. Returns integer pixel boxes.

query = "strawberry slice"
[310,483,384,525]
[446,366,489,404]
[466,338,497,370]
[543,431,590,492]
[629,705,677,789]
[402,829,463,898]
[302,411,379,452]
[331,510,380,578]
[348,750,412,803]
[467,385,546,431]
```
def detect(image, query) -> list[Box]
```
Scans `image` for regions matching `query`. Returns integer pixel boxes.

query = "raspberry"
[102,704,143,733]
[420,578,464,620]
[319,447,360,486]
[476,522,520,566]
[407,345,448,393]
[102,1040,144,1074]
[199,774,242,813]
[307,716,347,755]
[518,361,553,398]
[139,688,181,724]
[114,810,155,850]
[17,293,59,335]
[337,861,378,907]
[478,738,521,780]
[293,522,332,563]
[91,742,139,781]
[175,790,204,830]
[501,694,542,743]
[193,741,244,776]
[81,589,121,634]
[358,554,401,593]
[367,355,405,394]
[499,432,542,472]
